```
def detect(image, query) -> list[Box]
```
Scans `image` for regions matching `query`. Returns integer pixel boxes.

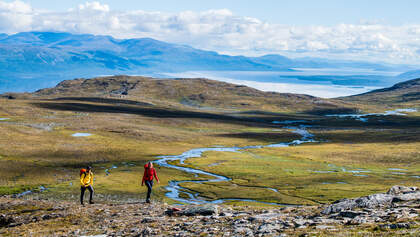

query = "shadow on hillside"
[214,132,300,143]
[51,97,154,107]
[303,107,359,115]
[32,99,420,129]
[311,128,420,143]
[231,110,300,116]
[228,110,318,119]
[19,148,160,167]
[32,101,272,125]
[215,127,420,144]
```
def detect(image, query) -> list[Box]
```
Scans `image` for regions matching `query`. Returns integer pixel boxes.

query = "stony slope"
[1,186,419,236]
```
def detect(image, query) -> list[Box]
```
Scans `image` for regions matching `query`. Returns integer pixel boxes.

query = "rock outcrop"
[166,204,218,216]
[322,186,420,215]
[0,186,419,236]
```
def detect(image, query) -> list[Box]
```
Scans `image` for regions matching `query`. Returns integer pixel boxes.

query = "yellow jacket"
[80,171,94,187]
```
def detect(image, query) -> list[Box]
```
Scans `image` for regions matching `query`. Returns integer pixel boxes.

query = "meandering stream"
[153,108,418,205]
[326,108,417,122]
[154,124,316,205]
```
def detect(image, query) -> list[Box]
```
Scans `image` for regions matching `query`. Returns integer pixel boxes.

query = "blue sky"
[14,0,420,25]
[1,0,420,64]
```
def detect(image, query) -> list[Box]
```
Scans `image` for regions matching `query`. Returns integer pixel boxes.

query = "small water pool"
[325,108,418,122]
[388,168,407,171]
[72,133,92,137]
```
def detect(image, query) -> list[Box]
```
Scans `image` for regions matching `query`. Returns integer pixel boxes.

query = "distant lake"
[160,69,403,98]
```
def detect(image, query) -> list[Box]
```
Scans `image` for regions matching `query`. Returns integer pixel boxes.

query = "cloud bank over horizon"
[1,0,420,64]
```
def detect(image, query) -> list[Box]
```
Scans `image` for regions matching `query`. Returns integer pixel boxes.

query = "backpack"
[80,168,87,177]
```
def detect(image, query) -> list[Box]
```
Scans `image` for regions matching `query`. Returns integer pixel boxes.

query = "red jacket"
[142,164,159,184]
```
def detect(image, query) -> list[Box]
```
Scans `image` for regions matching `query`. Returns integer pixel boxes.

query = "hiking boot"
[146,199,151,203]
[89,201,95,204]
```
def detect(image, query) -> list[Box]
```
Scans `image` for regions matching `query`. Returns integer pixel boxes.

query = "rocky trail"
[1,186,419,236]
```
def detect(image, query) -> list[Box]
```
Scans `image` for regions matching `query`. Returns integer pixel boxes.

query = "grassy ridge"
[27,76,357,114]
[340,78,420,108]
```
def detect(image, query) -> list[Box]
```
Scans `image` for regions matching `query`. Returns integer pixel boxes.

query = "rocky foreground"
[1,186,419,236]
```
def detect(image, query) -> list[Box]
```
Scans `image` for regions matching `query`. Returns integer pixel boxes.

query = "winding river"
[153,108,418,205]
[154,124,316,205]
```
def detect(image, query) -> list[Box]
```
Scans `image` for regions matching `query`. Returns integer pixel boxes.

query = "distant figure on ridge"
[142,162,160,203]
[80,166,94,205]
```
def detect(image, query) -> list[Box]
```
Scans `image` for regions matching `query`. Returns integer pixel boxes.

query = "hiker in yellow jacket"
[80,166,94,205]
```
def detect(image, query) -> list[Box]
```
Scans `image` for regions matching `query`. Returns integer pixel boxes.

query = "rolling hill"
[341,78,420,106]
[20,75,351,114]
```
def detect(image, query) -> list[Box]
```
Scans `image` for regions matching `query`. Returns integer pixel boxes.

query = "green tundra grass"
[0,77,419,205]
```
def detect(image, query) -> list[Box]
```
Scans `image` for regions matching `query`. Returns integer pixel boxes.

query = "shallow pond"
[14,185,47,198]
[72,133,92,137]
[326,108,417,122]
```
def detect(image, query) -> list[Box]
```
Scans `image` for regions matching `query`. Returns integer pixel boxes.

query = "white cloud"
[78,1,109,12]
[0,0,33,31]
[0,0,31,13]
[1,0,420,64]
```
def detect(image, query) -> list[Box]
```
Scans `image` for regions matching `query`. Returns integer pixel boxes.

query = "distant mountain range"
[0,31,417,93]
[396,69,420,80]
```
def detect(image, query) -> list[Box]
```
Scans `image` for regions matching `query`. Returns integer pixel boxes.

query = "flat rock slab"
[167,204,218,216]
[378,223,411,230]
[387,186,418,195]
[316,225,336,230]
[338,211,367,218]
[248,212,284,222]
[257,223,282,234]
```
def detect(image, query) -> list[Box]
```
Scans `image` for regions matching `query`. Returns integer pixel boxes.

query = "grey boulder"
[322,186,420,215]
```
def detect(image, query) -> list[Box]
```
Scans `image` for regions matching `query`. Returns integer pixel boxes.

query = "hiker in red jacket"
[142,162,160,203]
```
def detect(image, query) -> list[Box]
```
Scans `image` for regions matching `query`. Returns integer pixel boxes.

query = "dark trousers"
[81,185,94,204]
[145,180,153,201]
